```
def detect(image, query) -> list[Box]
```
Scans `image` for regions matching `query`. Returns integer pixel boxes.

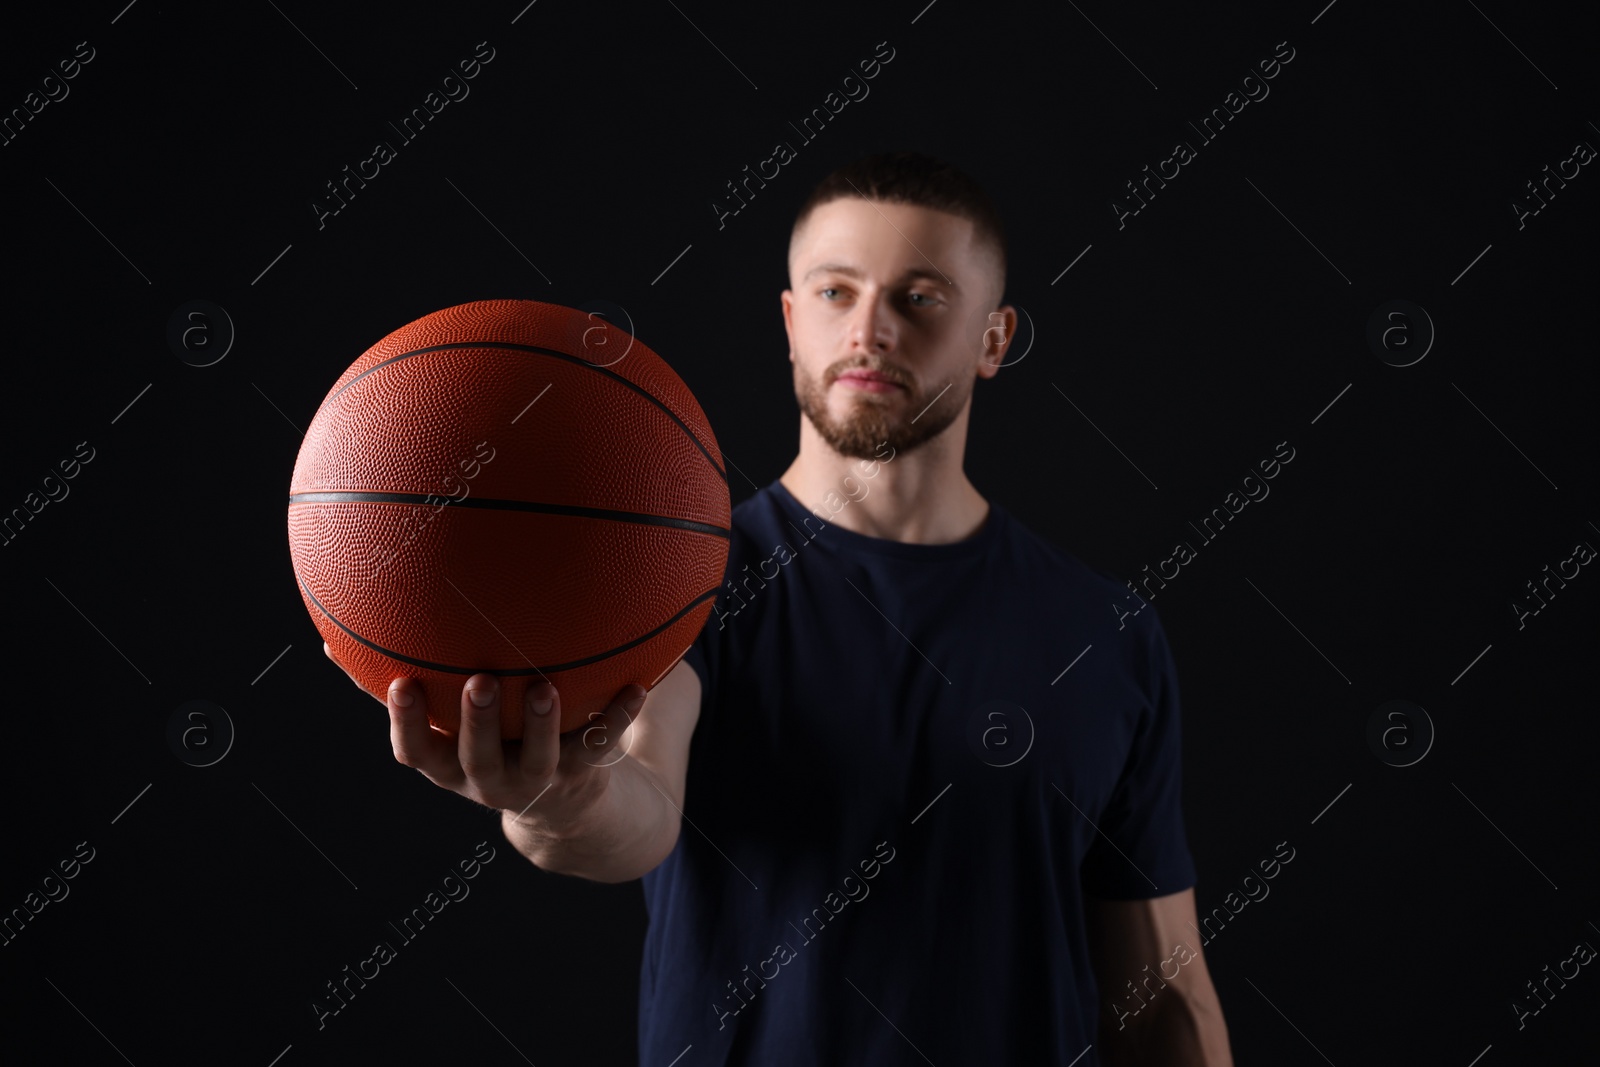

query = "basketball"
[287,299,731,737]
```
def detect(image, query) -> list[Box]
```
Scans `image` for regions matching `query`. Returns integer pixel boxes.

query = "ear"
[976,304,1017,380]
[781,289,797,363]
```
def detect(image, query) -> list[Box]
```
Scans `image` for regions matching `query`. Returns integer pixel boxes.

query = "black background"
[0,1,1594,1064]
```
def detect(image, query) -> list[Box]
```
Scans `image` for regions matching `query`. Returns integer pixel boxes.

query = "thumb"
[567,684,646,769]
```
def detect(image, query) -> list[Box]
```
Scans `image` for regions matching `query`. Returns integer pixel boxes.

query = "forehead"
[790,198,978,283]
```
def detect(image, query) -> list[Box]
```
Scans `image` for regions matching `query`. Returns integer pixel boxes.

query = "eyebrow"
[801,263,956,289]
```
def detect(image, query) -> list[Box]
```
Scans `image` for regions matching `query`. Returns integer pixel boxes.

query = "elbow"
[628,814,683,880]
[543,813,683,885]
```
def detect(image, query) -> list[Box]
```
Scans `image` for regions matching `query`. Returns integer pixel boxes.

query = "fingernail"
[391,685,413,708]
[625,694,646,714]
[531,696,552,716]
[469,684,496,708]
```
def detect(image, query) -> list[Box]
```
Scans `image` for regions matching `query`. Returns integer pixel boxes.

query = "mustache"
[828,361,912,388]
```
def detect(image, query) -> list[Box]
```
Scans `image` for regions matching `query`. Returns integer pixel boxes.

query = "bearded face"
[791,355,972,460]
[782,197,1010,462]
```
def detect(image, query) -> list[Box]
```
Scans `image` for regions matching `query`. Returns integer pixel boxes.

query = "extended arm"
[500,658,700,882]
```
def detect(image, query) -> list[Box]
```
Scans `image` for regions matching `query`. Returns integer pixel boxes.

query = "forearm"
[1101,986,1233,1067]
[500,757,680,883]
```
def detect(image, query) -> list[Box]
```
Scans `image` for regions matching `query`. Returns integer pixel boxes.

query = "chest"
[705,595,1147,836]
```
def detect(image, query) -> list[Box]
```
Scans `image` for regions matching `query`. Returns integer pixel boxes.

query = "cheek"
[794,348,835,391]
[793,352,821,388]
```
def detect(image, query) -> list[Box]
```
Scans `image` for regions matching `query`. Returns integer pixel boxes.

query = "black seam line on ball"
[288,491,731,539]
[301,580,722,675]
[326,341,728,483]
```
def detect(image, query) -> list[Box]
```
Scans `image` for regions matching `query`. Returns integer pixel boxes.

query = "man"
[335,151,1233,1065]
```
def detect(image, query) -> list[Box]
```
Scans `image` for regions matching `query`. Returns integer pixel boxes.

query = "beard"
[792,355,970,460]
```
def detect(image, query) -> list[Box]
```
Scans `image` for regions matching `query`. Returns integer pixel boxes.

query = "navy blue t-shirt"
[639,479,1196,1066]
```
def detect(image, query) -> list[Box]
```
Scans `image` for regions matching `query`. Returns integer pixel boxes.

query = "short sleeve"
[670,515,749,728]
[680,631,713,697]
[672,586,726,728]
[1080,612,1197,899]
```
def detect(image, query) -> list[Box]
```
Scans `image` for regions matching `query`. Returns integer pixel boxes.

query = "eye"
[907,292,939,307]
[820,287,843,300]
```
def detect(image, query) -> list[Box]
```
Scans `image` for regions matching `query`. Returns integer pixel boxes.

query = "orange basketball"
[287,299,730,736]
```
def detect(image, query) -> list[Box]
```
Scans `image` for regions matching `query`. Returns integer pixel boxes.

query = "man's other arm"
[1087,888,1234,1066]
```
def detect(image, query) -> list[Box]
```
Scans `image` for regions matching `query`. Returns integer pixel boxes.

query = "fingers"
[517,680,562,780]
[388,677,462,785]
[458,674,505,782]
[569,683,647,769]
[380,670,646,824]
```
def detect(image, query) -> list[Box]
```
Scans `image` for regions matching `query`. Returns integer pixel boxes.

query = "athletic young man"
[331,151,1234,1065]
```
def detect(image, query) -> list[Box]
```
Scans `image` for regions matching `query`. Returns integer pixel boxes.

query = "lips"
[835,370,904,389]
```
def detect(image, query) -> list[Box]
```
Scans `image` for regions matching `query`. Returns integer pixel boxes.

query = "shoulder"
[996,502,1175,676]
[726,484,797,549]
[993,501,1136,608]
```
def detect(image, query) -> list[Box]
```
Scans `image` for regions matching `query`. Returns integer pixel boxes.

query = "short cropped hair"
[789,150,1008,302]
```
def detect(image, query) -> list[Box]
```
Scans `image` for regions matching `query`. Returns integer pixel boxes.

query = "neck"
[778,408,990,545]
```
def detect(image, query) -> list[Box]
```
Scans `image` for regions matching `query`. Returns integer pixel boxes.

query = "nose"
[847,290,896,355]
